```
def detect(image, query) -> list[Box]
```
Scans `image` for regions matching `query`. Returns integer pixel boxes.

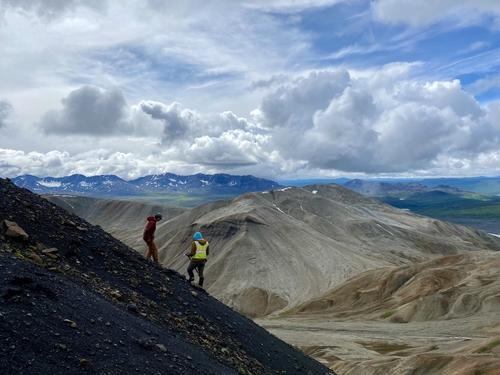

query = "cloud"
[255,65,500,173]
[0,145,271,179]
[0,148,170,179]
[249,74,289,91]
[243,0,343,12]
[467,74,500,96]
[39,86,130,136]
[0,0,105,19]
[183,129,269,167]
[372,0,500,27]
[137,100,265,168]
[254,70,351,130]
[139,100,252,145]
[133,68,500,175]
[5,65,500,178]
[466,41,491,53]
[0,100,13,128]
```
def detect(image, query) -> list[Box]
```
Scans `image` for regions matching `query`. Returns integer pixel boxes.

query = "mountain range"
[343,179,463,197]
[340,177,500,196]
[281,176,500,196]
[12,173,281,197]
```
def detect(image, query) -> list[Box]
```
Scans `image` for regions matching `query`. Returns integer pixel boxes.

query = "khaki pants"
[144,239,159,263]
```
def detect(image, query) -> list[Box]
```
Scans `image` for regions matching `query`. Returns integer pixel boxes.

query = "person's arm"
[206,244,209,257]
[185,241,196,257]
[190,241,196,256]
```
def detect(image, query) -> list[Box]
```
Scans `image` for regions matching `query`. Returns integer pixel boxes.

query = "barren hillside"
[116,184,500,317]
[266,251,500,374]
[45,195,185,236]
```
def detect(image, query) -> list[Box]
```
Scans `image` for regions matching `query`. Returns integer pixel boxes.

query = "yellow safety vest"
[192,241,208,260]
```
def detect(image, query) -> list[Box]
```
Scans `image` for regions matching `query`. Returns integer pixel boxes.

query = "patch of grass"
[358,341,413,355]
[382,191,500,224]
[476,339,500,353]
[13,249,26,260]
[380,309,397,319]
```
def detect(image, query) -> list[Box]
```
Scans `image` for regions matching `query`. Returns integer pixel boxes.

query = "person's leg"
[197,263,205,287]
[187,261,196,282]
[150,240,159,263]
[144,240,152,260]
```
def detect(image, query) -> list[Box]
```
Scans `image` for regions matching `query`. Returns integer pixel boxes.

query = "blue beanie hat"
[193,232,203,240]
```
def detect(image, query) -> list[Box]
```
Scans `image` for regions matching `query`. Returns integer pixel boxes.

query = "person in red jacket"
[143,213,162,263]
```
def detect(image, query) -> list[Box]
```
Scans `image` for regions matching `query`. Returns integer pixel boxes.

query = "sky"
[1,0,500,180]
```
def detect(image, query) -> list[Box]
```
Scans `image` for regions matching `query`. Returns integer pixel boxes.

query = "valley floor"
[258,316,500,375]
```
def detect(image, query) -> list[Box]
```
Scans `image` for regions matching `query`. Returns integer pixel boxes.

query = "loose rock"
[3,220,29,241]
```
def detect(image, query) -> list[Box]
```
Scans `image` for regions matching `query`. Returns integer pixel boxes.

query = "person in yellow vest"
[186,231,209,287]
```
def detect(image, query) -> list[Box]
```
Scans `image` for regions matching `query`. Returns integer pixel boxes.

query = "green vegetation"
[380,310,397,319]
[381,191,500,232]
[476,338,500,353]
[358,341,413,354]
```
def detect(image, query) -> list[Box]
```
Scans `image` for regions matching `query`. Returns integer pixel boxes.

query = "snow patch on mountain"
[38,180,61,188]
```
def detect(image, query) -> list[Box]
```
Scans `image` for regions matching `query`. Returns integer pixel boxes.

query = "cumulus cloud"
[0,146,276,179]
[255,65,500,173]
[139,100,252,144]
[0,100,13,128]
[0,148,173,179]
[134,67,500,174]
[254,70,351,130]
[39,86,130,136]
[183,130,269,167]
[372,0,500,27]
[137,100,266,167]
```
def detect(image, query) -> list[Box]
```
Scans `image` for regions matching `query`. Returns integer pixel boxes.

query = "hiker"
[143,213,162,263]
[186,231,209,287]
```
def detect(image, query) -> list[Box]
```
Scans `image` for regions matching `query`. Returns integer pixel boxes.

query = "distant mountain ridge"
[338,176,500,196]
[344,179,463,197]
[12,173,281,197]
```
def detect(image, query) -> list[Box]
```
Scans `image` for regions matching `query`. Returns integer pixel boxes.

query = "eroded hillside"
[265,252,500,374]
[135,184,499,317]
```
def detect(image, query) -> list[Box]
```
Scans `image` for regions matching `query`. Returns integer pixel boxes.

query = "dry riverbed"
[257,316,500,374]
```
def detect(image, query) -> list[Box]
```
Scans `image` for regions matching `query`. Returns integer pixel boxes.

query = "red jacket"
[143,216,157,242]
